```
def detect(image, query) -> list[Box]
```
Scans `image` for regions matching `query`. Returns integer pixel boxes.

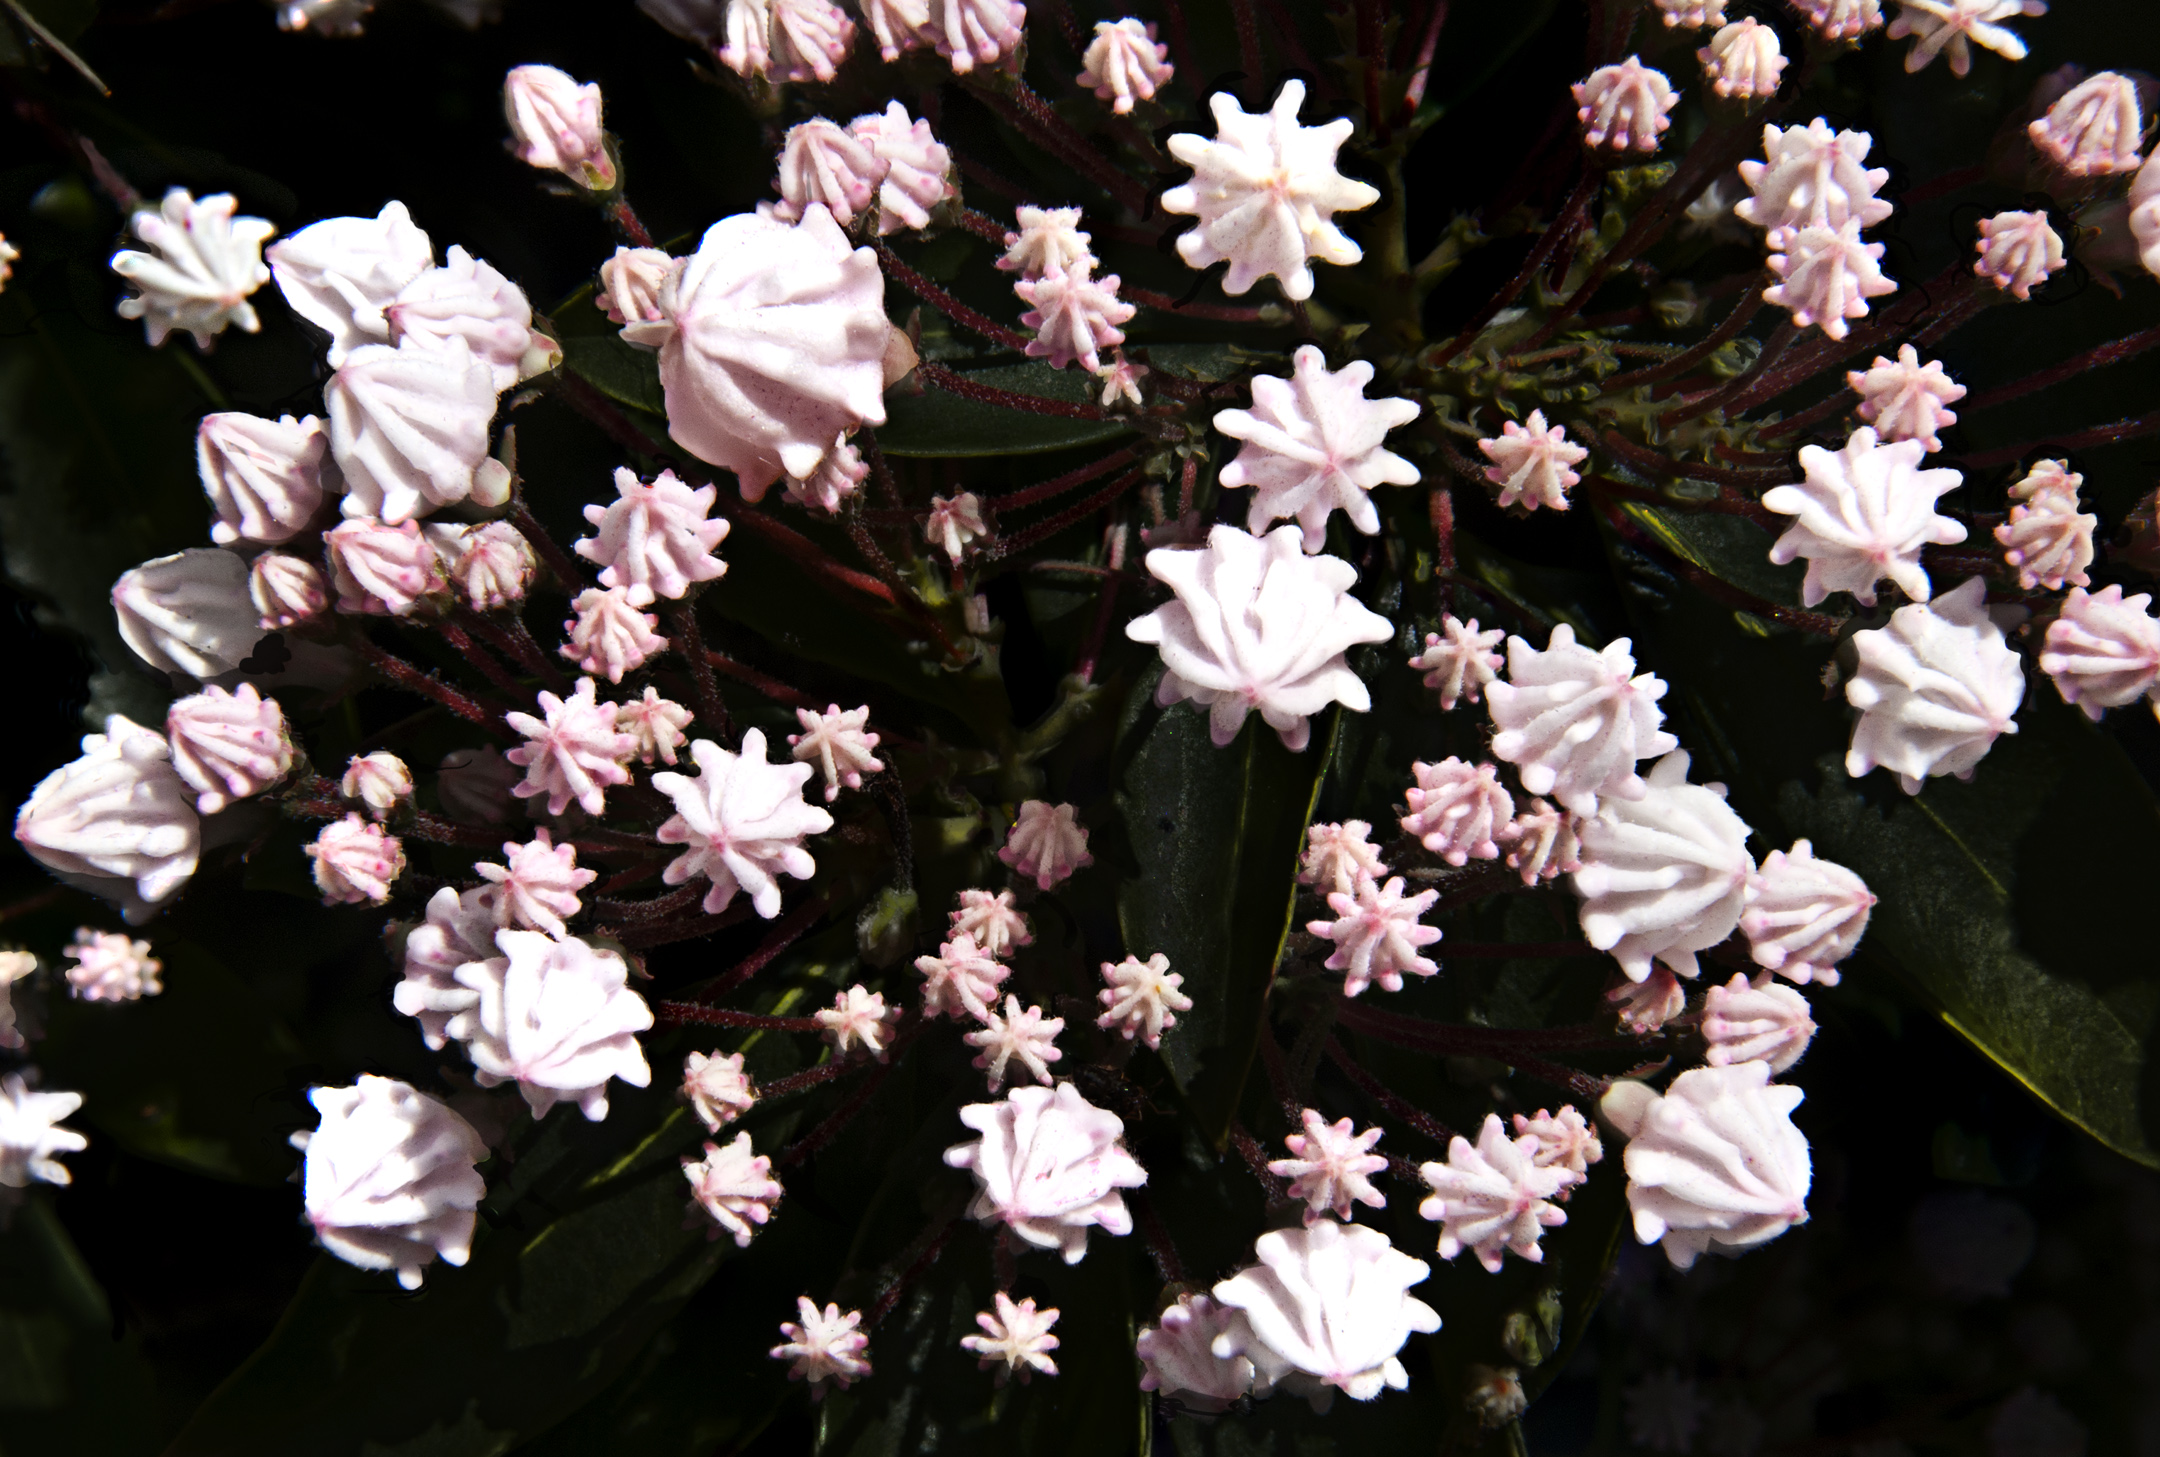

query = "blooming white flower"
[15,715,200,917]
[561,586,666,684]
[1610,967,1687,1032]
[504,64,616,190]
[437,747,521,824]
[598,247,676,326]
[1215,346,1420,552]
[1128,524,1393,752]
[294,1075,486,1287]
[923,491,988,564]
[0,1074,86,1188]
[340,751,412,820]
[998,206,1094,278]
[915,933,1008,1021]
[1764,219,1896,339]
[2029,72,2144,176]
[1162,80,1381,302]
[966,996,1064,1088]
[196,413,330,546]
[719,0,857,84]
[1736,119,1894,244]
[306,814,405,905]
[964,1292,1061,1383]
[1654,0,1726,24]
[771,1297,872,1390]
[1888,0,2046,77]
[474,829,596,938]
[847,102,955,234]
[816,984,897,1059]
[575,467,730,608]
[452,929,653,1119]
[951,888,1031,957]
[249,552,330,630]
[1846,576,2025,793]
[1096,952,1192,1049]
[1137,1295,1257,1411]
[1761,427,1965,607]
[1419,1113,1570,1271]
[392,885,494,1048]
[325,517,446,616]
[684,1131,783,1245]
[111,189,274,349]
[165,684,294,815]
[1742,840,1873,984]
[1702,973,1817,1073]
[1478,410,1587,513]
[387,247,556,394]
[998,800,1093,890]
[789,704,883,802]
[1410,616,1504,711]
[1994,467,2094,592]
[1401,758,1513,867]
[442,520,535,611]
[1298,820,1387,898]
[1079,19,1172,114]
[653,729,834,917]
[1500,799,1582,886]
[682,1050,757,1129]
[943,1081,1147,1263]
[327,338,499,524]
[1574,57,1678,153]
[1848,345,1965,453]
[268,202,435,366]
[1575,751,1753,983]
[774,118,885,230]
[112,548,261,679]
[1601,1062,1810,1269]
[1271,1109,1388,1224]
[506,678,639,817]
[2040,585,2160,721]
[1310,874,1441,998]
[1512,1106,1603,1187]
[1698,18,1785,99]
[1487,624,1676,817]
[63,928,161,1002]
[1211,1219,1440,1405]
[782,438,869,514]
[1974,210,2065,299]
[1792,0,1884,36]
[1015,261,1135,374]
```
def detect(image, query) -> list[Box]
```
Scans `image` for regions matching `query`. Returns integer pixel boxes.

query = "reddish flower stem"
[1401,0,1448,114]
[995,446,1143,511]
[654,1003,823,1031]
[865,1214,961,1330]
[914,359,1111,422]
[1598,430,1788,497]
[780,1030,921,1167]
[1075,561,1126,685]
[404,811,509,850]
[663,602,734,744]
[617,899,757,949]
[604,198,654,249]
[721,503,902,608]
[683,895,831,1005]
[1229,0,1262,82]
[994,468,1147,558]
[759,1056,860,1102]
[1594,494,1846,636]
[705,650,818,709]
[1958,410,2160,471]
[1119,286,1270,324]
[591,882,705,925]
[1661,319,1803,426]
[430,619,528,699]
[1435,168,1600,363]
[1157,0,1197,87]
[1229,1121,1286,1198]
[1129,1191,1188,1284]
[355,639,506,731]
[508,501,590,593]
[456,609,567,692]
[1252,1026,1303,1123]
[970,78,1150,215]
[1323,1036,1457,1146]
[1896,163,1986,208]
[873,240,1030,351]
[958,206,1010,245]
[1607,289,1766,391]
[1962,322,2160,412]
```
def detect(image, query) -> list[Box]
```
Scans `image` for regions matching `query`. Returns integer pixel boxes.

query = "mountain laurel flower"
[1610,967,1687,1032]
[653,729,834,917]
[1162,80,1381,301]
[1513,1106,1604,1188]
[293,1076,486,1287]
[1736,119,1894,243]
[1128,524,1394,752]
[1096,952,1192,1049]
[326,518,447,617]
[816,984,897,1059]
[1015,261,1135,373]
[561,586,666,684]
[682,1050,757,1130]
[1702,973,1817,1073]
[1574,57,1679,153]
[166,684,295,815]
[951,888,1031,957]
[268,201,435,366]
[1137,1295,1258,1412]
[624,206,889,495]
[1974,210,2065,299]
[437,747,521,824]
[847,102,956,234]
[998,205,1094,278]
[1764,219,1896,339]
[506,677,639,817]
[771,1298,872,1391]
[719,0,857,84]
[923,0,1026,74]
[1097,351,1149,408]
[597,247,676,326]
[925,492,988,562]
[1698,19,1785,100]
[1848,344,1965,452]
[1211,1220,1441,1405]
[451,929,654,1119]
[963,1293,1061,1383]
[1792,0,1884,37]
[944,1082,1147,1263]
[1846,577,2026,793]
[110,189,274,349]
[1888,0,2046,77]
[1762,427,1965,607]
[2129,149,2160,279]
[1419,1113,1571,1271]
[773,118,887,229]
[387,247,557,394]
[1654,0,1727,24]
[1994,463,2095,591]
[1214,346,1421,551]
[0,1075,87,1188]
[2029,71,2144,175]
[965,996,1064,1088]
[1401,758,1514,867]
[393,886,493,1049]
[1742,840,1874,984]
[113,547,262,679]
[1271,1109,1388,1224]
[1299,820,1388,897]
[1079,19,1172,114]
[327,338,499,523]
[684,1131,783,1245]
[64,928,162,1002]
[788,704,883,801]
[916,933,1010,1021]
[1310,874,1442,998]
[998,800,1093,890]
[575,467,730,608]
[1601,1063,1810,1269]
[474,829,596,937]
[782,437,869,514]
[16,715,200,916]
[341,751,413,820]
[197,412,330,546]
[1487,625,1677,817]
[1478,410,1588,513]
[307,814,406,905]
[504,64,617,190]
[1411,615,1505,710]
[442,520,535,610]
[0,952,34,1052]
[1500,799,1582,886]
[2041,585,2160,720]
[250,551,330,630]
[1575,752,1754,983]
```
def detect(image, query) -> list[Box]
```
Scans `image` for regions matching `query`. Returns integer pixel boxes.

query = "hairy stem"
[664,603,734,744]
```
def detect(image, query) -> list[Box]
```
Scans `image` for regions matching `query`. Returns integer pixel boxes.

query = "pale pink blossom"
[392,885,494,1048]
[506,677,639,817]
[654,728,834,917]
[165,684,294,814]
[1298,820,1388,897]
[0,1075,86,1188]
[1136,1295,1258,1411]
[1846,576,2025,793]
[1702,973,1817,1074]
[858,0,933,61]
[1574,57,1678,154]
[197,412,329,546]
[1211,1220,1440,1404]
[2029,71,2144,176]
[789,704,883,802]
[1698,19,1785,100]
[1096,952,1192,1049]
[1609,967,1686,1032]
[1096,352,1149,408]
[1600,1063,1810,1269]
[250,552,329,629]
[952,888,1031,957]
[782,438,869,514]
[682,1049,757,1130]
[307,814,405,905]
[998,808,1101,900]
[719,0,857,84]
[1653,0,1726,24]
[1762,427,1965,607]
[1791,0,1884,39]
[1735,119,1893,244]
[294,1076,485,1288]
[997,206,1094,278]
[1419,1113,1570,1271]
[335,753,409,823]
[110,189,274,349]
[966,996,1064,1088]
[1848,344,1965,453]
[1401,758,1513,866]
[816,984,897,1059]
[771,1298,871,1390]
[1079,19,1172,114]
[1015,261,1135,374]
[915,933,1009,1021]
[474,828,596,937]
[2040,585,2160,720]
[1162,80,1381,301]
[1487,625,1676,817]
[1310,874,1441,998]
[2131,150,2160,280]
[924,491,988,563]
[325,516,448,616]
[773,118,885,230]
[504,64,616,190]
[267,202,434,367]
[64,928,162,1002]
[113,548,262,679]
[437,747,521,825]
[575,467,729,607]
[444,520,535,610]
[1888,0,2046,77]
[617,686,696,765]
[1271,1108,1388,1224]
[964,1292,1060,1383]
[597,247,675,326]
[1500,799,1582,886]
[1994,462,2094,591]
[1764,219,1896,339]
[684,1131,783,1245]
[561,586,666,684]
[1478,410,1587,512]
[1742,840,1874,985]
[328,337,500,522]
[1512,1106,1603,1188]
[944,1082,1147,1263]
[924,0,1025,74]
[451,929,653,1119]
[1574,751,1753,983]
[1974,210,2065,299]
[1215,345,1420,551]
[15,716,200,918]
[847,102,955,234]
[1410,615,1504,710]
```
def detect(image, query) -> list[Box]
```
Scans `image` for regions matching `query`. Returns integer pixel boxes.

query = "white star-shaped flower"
[575,467,729,607]
[1214,346,1420,552]
[965,996,1064,1088]
[683,1131,783,1246]
[1095,952,1193,1049]
[925,492,988,563]
[682,1050,757,1130]
[1698,18,1786,100]
[561,586,666,685]
[65,927,164,1001]
[1761,427,1965,607]
[505,678,638,818]
[1848,344,1965,453]
[111,189,274,349]
[1888,0,2045,77]
[997,206,1094,278]
[817,984,897,1060]
[771,1297,872,1391]
[452,930,654,1120]
[1078,18,1173,115]
[1573,56,1678,153]
[0,1075,87,1188]
[951,888,1032,957]
[2029,72,2145,177]
[1400,757,1514,867]
[474,829,597,938]
[616,686,695,766]
[1309,874,1441,997]
[1210,1219,1439,1404]
[1478,410,1587,512]
[1410,615,1505,710]
[914,933,1008,1021]
[1499,799,1582,886]
[1764,219,1897,340]
[1297,820,1388,897]
[1418,1113,1570,1272]
[1994,463,2093,592]
[294,1076,483,1286]
[1702,973,1817,1074]
[1735,119,1894,245]
[2040,585,2160,722]
[1845,576,2025,794]
[1512,1106,1604,1188]
[962,1292,1060,1384]
[653,729,835,918]
[1974,209,2065,300]
[999,800,1094,890]
[1015,261,1135,374]
[788,704,884,802]
[1486,624,1677,817]
[943,1082,1147,1263]
[1269,1108,1388,1224]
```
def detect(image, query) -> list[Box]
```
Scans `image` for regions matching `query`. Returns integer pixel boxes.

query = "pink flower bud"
[15,716,200,917]
[1697,18,1785,101]
[1015,261,1135,374]
[113,548,262,679]
[1974,210,2065,301]
[342,751,414,819]
[773,118,887,231]
[250,552,330,630]
[197,412,330,546]
[325,517,447,617]
[1574,56,1677,153]
[504,64,617,191]
[327,338,498,523]
[1079,19,1172,115]
[561,586,667,684]
[387,248,555,394]
[64,928,163,1002]
[846,103,954,234]
[166,684,296,814]
[1701,973,1816,1074]
[596,246,676,326]
[444,520,535,610]
[306,813,406,905]
[781,438,868,514]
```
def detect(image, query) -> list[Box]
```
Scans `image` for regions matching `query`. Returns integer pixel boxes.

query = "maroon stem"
[1401,0,1447,114]
[431,619,528,699]
[457,609,567,692]
[355,640,506,731]
[957,206,1011,245]
[1230,1122,1286,1198]
[722,503,902,609]
[914,359,1110,422]
[1661,319,1803,426]
[996,447,1143,511]
[1605,289,1766,391]
[405,811,508,850]
[1323,1036,1457,1145]
[1157,0,1197,87]
[1961,322,2160,412]
[970,79,1150,215]
[780,1032,918,1167]
[874,241,1029,351]
[1230,0,1262,81]
[509,502,590,592]
[1129,1192,1188,1284]
[1074,559,1125,685]
[684,895,831,1004]
[654,1003,823,1031]
[1252,1027,1304,1123]
[865,1215,961,1330]
[1958,410,2160,470]
[1598,431,1787,502]
[604,198,654,248]
[759,1056,860,1102]
[1436,169,1600,363]
[994,468,1146,558]
[591,882,705,925]
[705,650,818,710]
[664,603,734,744]
[618,900,757,949]
[1121,287,1270,324]
[1896,163,1986,209]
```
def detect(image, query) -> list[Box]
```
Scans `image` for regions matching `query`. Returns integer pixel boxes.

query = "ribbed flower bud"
[113,548,262,680]
[249,552,330,631]
[15,716,200,917]
[197,412,330,546]
[166,684,296,814]
[504,64,617,190]
[325,517,448,617]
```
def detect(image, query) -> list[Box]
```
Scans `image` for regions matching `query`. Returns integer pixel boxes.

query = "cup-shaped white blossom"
[965,996,1064,1088]
[452,929,654,1119]
[1702,973,1816,1073]
[943,1082,1147,1263]
[1601,1063,1810,1269]
[683,1131,783,1245]
[1792,0,1883,38]
[1574,57,1678,153]
[250,552,330,630]
[788,704,883,801]
[1162,80,1381,302]
[1096,952,1191,1049]
[998,800,1093,890]
[1128,524,1393,753]
[0,1074,87,1187]
[307,813,405,905]
[1487,624,1677,817]
[916,933,1009,1021]
[506,678,639,817]
[1848,345,1964,453]
[504,64,617,190]
[328,338,499,524]
[325,517,447,617]
[624,207,890,497]
[268,202,435,367]
[1764,219,1896,339]
[1735,119,1893,243]
[1698,18,1785,100]
[1888,0,2044,77]
[575,467,731,608]
[1401,758,1513,866]
[653,729,834,918]
[1994,474,2094,593]
[443,520,535,610]
[197,413,330,546]
[773,118,886,230]
[925,492,987,562]
[998,206,1094,278]
[113,547,262,679]
[65,928,162,1002]
[438,748,522,825]
[682,1050,757,1130]
[963,1292,1060,1383]
[2040,585,2160,721]
[1574,751,1753,982]
[166,683,294,814]
[772,1297,872,1390]
[394,884,494,1048]
[295,1075,487,1288]
[1762,427,1965,607]
[1211,1220,1440,1405]
[1742,840,1873,984]
[1501,799,1582,886]
[1079,19,1172,114]
[1478,410,1587,513]
[616,687,695,766]
[1271,1109,1388,1224]
[1015,261,1135,374]
[817,984,896,1060]
[111,189,274,349]
[387,246,556,394]
[1419,1113,1570,1271]
[598,246,676,326]
[1097,352,1148,408]
[562,586,666,684]
[1215,346,1420,551]
[1309,874,1441,997]
[2029,71,2143,176]
[1974,210,2065,300]
[1847,576,2025,793]
[1137,1295,1257,1412]
[847,103,955,235]
[952,888,1031,957]
[1299,820,1388,897]
[1410,615,1504,710]
[15,715,200,916]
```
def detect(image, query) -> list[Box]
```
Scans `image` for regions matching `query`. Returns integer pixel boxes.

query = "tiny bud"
[249,552,330,631]
[342,752,414,820]
[504,65,617,191]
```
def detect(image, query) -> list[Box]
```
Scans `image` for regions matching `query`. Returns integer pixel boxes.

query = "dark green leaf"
[559,334,669,421]
[879,361,1132,458]
[0,1194,163,1454]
